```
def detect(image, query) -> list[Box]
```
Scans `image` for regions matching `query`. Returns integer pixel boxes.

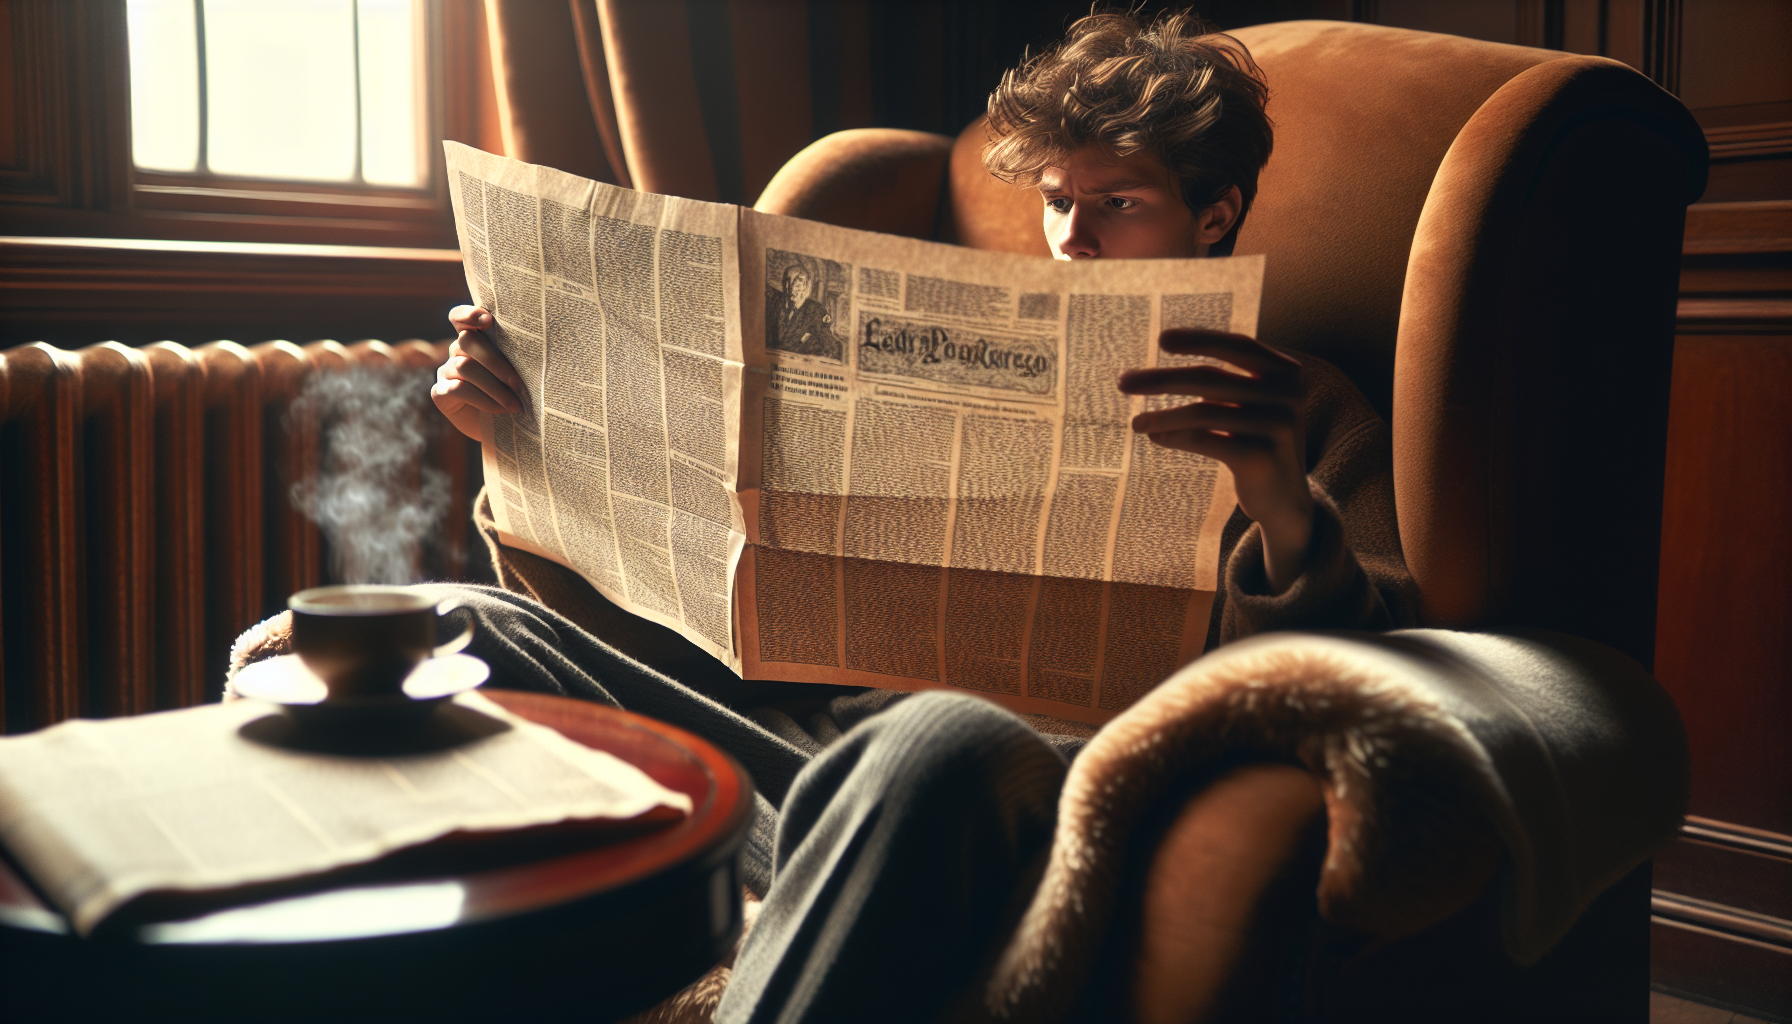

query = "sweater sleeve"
[1215,357,1419,643]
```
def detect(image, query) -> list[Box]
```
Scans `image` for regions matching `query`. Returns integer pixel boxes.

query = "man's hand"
[431,305,524,443]
[1118,329,1314,593]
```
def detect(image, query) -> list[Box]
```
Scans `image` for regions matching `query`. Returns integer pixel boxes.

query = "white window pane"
[204,0,358,181]
[358,0,422,187]
[127,0,200,172]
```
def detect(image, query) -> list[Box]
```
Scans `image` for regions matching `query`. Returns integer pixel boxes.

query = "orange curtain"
[481,0,1079,204]
[482,0,620,186]
[483,0,879,204]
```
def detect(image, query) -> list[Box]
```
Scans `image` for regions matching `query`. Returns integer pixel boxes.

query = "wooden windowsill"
[0,236,462,263]
[0,237,469,348]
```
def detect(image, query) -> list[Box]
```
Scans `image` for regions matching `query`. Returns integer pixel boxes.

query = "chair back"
[943,21,1706,661]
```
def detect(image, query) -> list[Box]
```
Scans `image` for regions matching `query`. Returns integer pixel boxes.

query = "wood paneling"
[1655,323,1792,827]
[0,0,128,211]
[1656,819,1792,923]
[1655,337,1792,829]
[1678,0,1792,113]
[1651,184,1792,1014]
[1641,7,1788,1002]
[1652,915,1792,1018]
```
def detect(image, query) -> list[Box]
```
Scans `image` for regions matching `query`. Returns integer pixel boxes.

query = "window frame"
[116,0,477,249]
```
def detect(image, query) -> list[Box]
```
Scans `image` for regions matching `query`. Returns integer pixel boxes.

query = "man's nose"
[1055,203,1099,259]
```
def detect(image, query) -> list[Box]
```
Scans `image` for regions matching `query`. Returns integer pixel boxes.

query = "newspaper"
[0,692,691,936]
[448,143,1262,725]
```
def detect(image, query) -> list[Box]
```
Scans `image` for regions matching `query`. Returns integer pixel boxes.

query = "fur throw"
[226,611,294,691]
[978,629,1686,1023]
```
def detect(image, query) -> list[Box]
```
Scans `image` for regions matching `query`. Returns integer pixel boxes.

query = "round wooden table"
[0,690,755,1023]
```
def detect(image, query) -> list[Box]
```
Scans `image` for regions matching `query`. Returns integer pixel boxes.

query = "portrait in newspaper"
[765,248,848,361]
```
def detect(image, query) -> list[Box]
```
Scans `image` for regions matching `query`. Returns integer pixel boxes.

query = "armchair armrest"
[753,128,953,240]
[980,628,1687,1023]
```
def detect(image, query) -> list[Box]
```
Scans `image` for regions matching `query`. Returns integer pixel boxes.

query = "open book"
[448,143,1262,725]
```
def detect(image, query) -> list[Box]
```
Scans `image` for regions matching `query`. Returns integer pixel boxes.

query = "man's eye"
[1045,197,1071,213]
[1106,196,1137,210]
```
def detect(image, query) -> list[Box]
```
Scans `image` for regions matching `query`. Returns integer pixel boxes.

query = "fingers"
[449,330,525,396]
[431,376,511,416]
[1144,428,1272,461]
[1118,364,1298,402]
[1131,401,1294,437]
[439,337,522,413]
[449,305,492,333]
[1155,328,1300,380]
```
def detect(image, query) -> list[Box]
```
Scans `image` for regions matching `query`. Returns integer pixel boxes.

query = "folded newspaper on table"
[0,692,690,936]
[448,142,1263,725]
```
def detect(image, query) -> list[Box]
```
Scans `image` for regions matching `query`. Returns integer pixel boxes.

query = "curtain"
[481,0,1080,205]
[485,0,877,204]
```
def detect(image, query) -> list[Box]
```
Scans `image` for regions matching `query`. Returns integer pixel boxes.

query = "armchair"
[752,20,1706,1022]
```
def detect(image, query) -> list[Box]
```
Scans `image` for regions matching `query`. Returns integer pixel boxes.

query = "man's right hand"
[432,305,524,442]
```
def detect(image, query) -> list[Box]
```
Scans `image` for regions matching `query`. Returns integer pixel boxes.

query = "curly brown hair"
[984,10,1272,250]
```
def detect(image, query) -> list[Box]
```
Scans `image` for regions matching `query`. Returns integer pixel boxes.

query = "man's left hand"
[1118,328,1315,592]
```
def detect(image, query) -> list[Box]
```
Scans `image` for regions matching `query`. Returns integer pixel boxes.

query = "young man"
[431,11,1413,1022]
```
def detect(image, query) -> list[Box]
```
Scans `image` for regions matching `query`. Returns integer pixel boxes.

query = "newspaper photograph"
[447,142,1262,724]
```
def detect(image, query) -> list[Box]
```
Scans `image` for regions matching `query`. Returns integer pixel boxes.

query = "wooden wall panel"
[0,0,19,170]
[1655,330,1792,833]
[1651,192,1792,1015]
[1678,0,1792,113]
[1652,915,1792,1017]
[0,0,128,212]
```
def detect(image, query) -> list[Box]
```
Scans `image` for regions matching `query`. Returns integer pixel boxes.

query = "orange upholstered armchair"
[750,20,1706,1022]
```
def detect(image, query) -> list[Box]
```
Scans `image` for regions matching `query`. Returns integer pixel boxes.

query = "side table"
[0,689,754,1023]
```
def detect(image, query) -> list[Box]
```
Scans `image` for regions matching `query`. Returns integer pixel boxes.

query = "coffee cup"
[288,586,475,700]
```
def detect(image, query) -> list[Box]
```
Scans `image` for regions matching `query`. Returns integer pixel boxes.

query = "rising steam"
[289,365,450,585]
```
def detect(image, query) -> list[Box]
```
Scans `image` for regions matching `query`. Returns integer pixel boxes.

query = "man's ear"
[1193,185,1244,246]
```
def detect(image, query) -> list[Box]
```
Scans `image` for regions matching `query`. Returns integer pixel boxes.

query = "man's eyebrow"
[1080,176,1160,193]
[1037,175,1164,194]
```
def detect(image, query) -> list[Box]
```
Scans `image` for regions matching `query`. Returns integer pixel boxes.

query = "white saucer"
[234,654,490,730]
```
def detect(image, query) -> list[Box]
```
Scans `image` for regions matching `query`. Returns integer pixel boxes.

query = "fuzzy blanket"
[975,628,1687,1022]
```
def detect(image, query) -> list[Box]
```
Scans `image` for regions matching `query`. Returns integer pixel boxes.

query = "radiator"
[0,339,479,733]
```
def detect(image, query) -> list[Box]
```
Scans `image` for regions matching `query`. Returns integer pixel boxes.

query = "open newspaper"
[449,143,1262,725]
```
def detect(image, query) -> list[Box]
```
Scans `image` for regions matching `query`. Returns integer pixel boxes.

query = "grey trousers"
[717,692,1068,1024]
[415,584,1071,1022]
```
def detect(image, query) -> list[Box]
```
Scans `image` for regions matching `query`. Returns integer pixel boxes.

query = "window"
[127,0,426,188]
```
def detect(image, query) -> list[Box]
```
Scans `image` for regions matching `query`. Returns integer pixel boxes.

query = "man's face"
[787,269,812,305]
[1039,148,1228,260]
